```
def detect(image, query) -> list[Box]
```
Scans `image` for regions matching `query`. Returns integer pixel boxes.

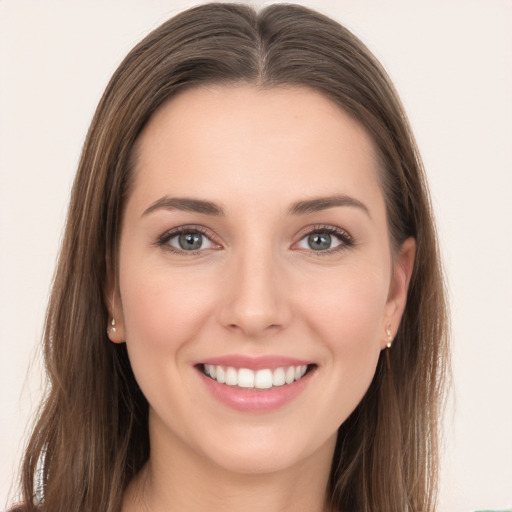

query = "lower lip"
[198,368,313,412]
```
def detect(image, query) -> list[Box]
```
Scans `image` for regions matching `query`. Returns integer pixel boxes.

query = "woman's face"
[110,85,414,476]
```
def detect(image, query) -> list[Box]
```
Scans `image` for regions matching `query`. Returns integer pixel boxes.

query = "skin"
[107,85,415,512]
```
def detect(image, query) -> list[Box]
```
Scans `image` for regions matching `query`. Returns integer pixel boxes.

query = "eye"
[157,226,219,254]
[295,225,353,253]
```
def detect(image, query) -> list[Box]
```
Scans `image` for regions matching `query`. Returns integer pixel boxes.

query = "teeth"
[272,367,286,386]
[203,364,309,389]
[225,367,237,386]
[254,369,273,389]
[238,368,255,388]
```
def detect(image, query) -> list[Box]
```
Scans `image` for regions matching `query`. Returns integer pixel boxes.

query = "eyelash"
[155,225,218,255]
[155,224,354,256]
[295,224,354,256]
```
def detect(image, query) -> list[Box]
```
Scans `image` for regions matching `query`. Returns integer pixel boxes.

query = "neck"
[123,421,336,512]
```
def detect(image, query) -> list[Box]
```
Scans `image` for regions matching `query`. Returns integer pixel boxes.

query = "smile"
[197,356,315,412]
[202,364,309,389]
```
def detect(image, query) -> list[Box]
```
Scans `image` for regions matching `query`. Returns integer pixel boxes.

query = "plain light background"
[1,1,511,510]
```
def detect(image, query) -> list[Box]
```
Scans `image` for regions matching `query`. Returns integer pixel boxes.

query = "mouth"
[199,363,315,390]
[195,356,317,412]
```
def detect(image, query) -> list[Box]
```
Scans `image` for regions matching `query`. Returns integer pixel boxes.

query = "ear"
[382,237,416,349]
[104,273,126,344]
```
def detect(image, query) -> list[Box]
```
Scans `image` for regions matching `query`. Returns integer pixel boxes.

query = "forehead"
[128,85,383,215]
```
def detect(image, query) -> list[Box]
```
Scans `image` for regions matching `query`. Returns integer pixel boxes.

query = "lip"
[195,355,316,412]
[197,355,311,371]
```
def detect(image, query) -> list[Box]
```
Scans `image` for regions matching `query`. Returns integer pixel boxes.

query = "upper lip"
[196,355,313,371]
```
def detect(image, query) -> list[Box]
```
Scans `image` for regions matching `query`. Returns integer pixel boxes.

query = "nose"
[218,246,292,339]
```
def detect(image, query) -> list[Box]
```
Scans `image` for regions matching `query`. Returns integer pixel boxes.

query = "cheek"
[118,264,220,422]
[299,262,388,374]
[306,261,388,329]
[119,264,217,359]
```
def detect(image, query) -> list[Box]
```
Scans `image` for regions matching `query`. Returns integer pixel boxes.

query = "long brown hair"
[13,3,449,511]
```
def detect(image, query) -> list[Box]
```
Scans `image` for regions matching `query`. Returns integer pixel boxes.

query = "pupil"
[308,233,331,251]
[179,232,202,250]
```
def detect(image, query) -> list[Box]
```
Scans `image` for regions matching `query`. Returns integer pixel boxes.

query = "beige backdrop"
[1,1,511,510]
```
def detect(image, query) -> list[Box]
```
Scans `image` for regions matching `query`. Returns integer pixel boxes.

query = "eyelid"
[154,223,353,256]
[292,224,354,254]
[155,225,222,254]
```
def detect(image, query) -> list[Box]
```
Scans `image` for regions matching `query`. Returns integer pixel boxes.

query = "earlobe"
[382,237,416,348]
[107,317,125,344]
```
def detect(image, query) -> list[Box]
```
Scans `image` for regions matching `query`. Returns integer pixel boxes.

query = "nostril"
[223,319,284,339]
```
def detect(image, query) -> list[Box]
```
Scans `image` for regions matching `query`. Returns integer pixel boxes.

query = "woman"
[12,3,449,511]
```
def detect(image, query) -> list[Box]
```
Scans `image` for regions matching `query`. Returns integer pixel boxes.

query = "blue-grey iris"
[179,232,202,250]
[308,233,331,250]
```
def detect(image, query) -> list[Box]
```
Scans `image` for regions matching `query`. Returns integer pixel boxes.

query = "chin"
[197,427,336,476]
[209,449,302,476]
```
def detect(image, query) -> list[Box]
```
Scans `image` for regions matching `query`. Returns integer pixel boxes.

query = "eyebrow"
[141,194,370,218]
[288,194,370,217]
[142,197,225,217]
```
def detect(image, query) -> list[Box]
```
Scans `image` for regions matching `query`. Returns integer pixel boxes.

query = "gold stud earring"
[385,323,393,349]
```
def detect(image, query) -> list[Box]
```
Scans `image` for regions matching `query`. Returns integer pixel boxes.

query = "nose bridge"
[219,237,291,337]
